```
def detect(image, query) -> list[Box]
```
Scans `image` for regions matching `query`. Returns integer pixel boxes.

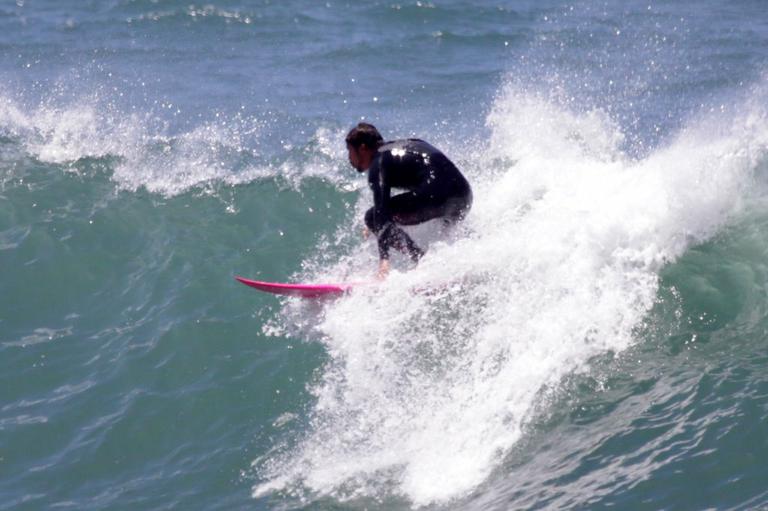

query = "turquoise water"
[2,1,768,509]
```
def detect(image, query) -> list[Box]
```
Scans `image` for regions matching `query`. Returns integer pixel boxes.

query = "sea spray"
[4,2,768,510]
[254,83,768,507]
[0,93,357,197]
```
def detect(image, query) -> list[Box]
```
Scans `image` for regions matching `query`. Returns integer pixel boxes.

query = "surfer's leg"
[389,185,472,227]
[365,185,471,261]
[388,191,443,225]
[364,205,424,262]
[440,186,473,229]
[364,207,375,231]
[380,224,424,262]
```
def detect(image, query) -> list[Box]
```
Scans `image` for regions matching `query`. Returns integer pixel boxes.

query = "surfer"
[345,122,472,278]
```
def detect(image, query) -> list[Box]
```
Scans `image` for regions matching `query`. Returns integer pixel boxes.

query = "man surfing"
[345,122,472,278]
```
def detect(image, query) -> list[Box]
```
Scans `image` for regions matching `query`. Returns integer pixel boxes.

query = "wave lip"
[0,94,356,197]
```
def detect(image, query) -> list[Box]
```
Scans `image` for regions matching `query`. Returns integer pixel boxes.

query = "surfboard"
[234,276,356,298]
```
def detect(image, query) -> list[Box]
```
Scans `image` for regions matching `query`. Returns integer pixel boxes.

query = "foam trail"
[254,81,768,507]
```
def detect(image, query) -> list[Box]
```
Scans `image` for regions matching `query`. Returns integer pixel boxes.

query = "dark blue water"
[2,1,768,509]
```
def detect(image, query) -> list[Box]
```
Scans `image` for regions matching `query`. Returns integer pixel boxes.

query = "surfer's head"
[346,122,383,172]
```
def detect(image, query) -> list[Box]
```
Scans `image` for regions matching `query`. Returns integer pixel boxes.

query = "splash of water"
[254,82,768,507]
[0,94,353,196]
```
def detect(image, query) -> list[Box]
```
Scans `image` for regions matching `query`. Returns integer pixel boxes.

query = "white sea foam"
[254,83,768,506]
[0,94,354,196]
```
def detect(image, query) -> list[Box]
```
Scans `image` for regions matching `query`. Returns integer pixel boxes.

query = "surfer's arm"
[369,160,393,229]
[369,161,396,259]
[369,154,424,262]
[377,259,390,279]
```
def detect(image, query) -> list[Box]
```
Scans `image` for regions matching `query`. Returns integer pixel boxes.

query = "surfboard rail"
[234,276,356,298]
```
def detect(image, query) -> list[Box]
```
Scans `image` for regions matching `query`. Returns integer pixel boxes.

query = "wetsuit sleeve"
[368,149,425,262]
[369,155,393,230]
[369,153,399,260]
[368,153,392,259]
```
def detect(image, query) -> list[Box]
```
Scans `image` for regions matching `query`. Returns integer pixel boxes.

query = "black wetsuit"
[364,139,472,261]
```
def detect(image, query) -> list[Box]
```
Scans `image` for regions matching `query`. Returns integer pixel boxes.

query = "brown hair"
[345,122,383,149]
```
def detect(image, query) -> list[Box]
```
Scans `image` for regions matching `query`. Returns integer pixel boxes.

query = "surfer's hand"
[362,226,371,239]
[377,259,390,280]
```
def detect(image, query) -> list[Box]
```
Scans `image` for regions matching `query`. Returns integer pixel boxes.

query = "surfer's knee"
[364,208,375,231]
[444,194,472,226]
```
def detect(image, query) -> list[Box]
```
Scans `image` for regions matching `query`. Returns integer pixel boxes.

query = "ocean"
[2,1,768,509]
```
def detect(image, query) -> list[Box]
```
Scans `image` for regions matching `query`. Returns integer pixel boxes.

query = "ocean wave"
[0,93,358,197]
[253,78,768,507]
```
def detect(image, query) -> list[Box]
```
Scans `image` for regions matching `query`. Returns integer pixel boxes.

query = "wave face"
[2,1,768,510]
[253,81,768,507]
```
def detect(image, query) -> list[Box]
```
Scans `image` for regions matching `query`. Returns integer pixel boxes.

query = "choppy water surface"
[2,1,768,510]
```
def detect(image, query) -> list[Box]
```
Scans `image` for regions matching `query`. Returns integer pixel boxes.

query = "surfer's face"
[347,144,367,172]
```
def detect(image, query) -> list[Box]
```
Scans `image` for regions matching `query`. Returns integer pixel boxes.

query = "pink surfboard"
[235,276,358,298]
